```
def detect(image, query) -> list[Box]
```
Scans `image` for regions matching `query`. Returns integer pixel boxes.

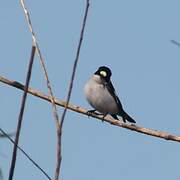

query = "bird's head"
[94,66,112,82]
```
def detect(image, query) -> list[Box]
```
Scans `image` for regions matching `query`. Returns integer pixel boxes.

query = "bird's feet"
[87,109,96,117]
[111,114,119,120]
[101,113,108,123]
[87,110,108,123]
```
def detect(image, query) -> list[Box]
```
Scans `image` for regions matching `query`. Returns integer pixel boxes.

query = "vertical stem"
[8,46,36,180]
[54,1,90,180]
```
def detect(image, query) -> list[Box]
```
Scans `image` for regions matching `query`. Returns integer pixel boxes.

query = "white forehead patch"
[100,70,107,77]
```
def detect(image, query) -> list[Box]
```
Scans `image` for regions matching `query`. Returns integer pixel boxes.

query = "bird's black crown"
[95,66,112,81]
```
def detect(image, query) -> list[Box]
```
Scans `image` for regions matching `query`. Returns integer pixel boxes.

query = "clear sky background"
[1,1,180,180]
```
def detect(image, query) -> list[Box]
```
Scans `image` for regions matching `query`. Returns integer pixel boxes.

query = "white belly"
[84,79,119,114]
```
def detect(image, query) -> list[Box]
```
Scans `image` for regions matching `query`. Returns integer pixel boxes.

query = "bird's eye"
[100,71,107,77]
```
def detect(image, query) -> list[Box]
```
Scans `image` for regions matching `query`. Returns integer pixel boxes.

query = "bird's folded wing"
[105,81,123,110]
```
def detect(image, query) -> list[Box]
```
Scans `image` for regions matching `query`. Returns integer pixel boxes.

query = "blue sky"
[1,1,180,180]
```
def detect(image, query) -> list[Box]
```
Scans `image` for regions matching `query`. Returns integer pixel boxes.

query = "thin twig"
[171,39,180,47]
[0,128,51,180]
[19,1,61,179]
[8,46,36,180]
[55,1,90,179]
[0,132,14,138]
[60,0,90,128]
[20,0,59,123]
[19,0,59,127]
[1,76,180,142]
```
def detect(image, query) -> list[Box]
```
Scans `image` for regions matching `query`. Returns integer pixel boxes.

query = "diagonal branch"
[0,128,51,180]
[171,39,180,47]
[19,0,60,127]
[8,46,36,180]
[19,1,61,179]
[0,132,14,138]
[55,1,90,180]
[1,75,180,143]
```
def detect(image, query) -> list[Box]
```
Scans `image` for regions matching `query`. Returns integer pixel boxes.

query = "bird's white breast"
[84,75,119,114]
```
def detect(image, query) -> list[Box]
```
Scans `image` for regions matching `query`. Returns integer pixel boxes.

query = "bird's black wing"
[105,80,123,110]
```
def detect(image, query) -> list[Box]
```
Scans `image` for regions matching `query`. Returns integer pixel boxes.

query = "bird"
[84,66,136,123]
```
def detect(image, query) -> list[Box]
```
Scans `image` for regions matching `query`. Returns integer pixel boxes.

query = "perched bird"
[84,66,136,123]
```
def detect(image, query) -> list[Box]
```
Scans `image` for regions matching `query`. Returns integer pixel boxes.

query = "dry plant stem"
[55,1,90,180]
[60,0,90,129]
[1,75,180,142]
[0,128,51,180]
[20,1,61,179]
[0,132,14,138]
[8,46,36,180]
[171,40,180,47]
[20,0,59,127]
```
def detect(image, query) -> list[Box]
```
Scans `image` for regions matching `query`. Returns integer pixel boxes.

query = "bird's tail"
[122,110,136,123]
